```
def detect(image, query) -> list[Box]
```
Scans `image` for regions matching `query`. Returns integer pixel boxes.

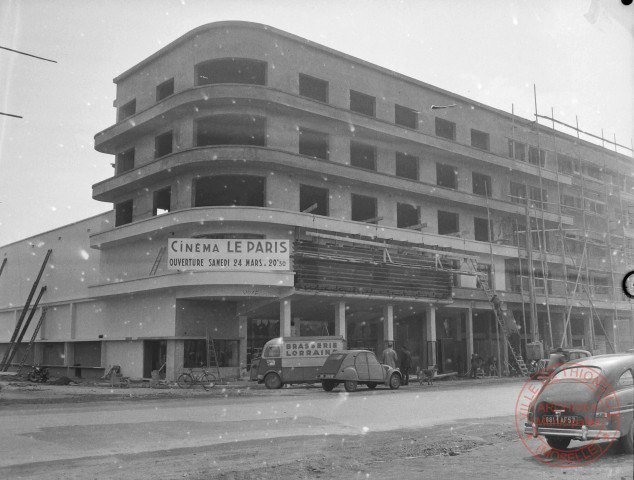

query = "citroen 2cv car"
[316,350,402,392]
[524,353,634,452]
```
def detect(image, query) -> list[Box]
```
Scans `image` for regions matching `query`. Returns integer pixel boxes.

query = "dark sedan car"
[525,353,634,452]
[316,350,402,392]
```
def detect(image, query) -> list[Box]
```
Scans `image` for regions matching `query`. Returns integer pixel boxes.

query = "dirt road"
[0,377,631,479]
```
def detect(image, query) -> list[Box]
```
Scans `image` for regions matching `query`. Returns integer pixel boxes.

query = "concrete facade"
[1,21,633,381]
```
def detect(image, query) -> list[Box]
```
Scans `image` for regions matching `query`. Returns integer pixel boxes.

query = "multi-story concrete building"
[1,21,633,381]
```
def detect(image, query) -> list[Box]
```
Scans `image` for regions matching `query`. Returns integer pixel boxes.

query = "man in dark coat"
[400,344,412,386]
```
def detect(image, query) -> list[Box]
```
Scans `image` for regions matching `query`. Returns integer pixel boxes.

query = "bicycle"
[177,368,216,390]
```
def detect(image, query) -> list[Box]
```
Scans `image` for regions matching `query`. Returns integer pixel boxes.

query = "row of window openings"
[114,177,492,241]
[117,58,622,185]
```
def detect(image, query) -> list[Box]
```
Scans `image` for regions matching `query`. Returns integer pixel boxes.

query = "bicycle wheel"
[200,373,216,390]
[177,373,194,389]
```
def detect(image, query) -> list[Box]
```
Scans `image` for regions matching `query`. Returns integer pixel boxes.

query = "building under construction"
[0,21,632,382]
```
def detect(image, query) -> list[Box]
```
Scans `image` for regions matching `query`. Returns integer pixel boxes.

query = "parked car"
[532,348,592,380]
[524,353,634,452]
[317,350,402,392]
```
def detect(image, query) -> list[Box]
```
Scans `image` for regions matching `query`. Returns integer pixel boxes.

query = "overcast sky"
[0,0,632,246]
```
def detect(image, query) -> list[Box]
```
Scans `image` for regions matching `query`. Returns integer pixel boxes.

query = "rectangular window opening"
[194,175,265,207]
[196,115,265,147]
[395,152,418,180]
[153,187,171,216]
[350,141,376,171]
[115,199,133,226]
[435,117,456,140]
[299,128,329,160]
[118,99,136,122]
[474,217,492,242]
[300,184,329,216]
[351,194,378,223]
[436,163,457,189]
[395,104,418,129]
[471,129,490,150]
[397,203,420,229]
[438,210,459,235]
[350,90,376,117]
[508,140,526,161]
[472,172,492,197]
[116,148,135,174]
[156,78,175,101]
[196,58,266,86]
[155,131,173,158]
[299,74,328,103]
[528,146,546,167]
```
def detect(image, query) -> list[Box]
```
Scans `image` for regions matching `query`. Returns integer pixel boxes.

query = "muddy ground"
[1,375,631,479]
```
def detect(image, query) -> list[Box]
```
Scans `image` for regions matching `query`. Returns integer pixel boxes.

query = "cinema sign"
[167,238,290,271]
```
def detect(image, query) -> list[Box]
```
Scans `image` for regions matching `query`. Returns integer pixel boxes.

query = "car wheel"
[264,372,283,390]
[546,436,571,450]
[389,373,401,390]
[367,382,377,390]
[620,420,634,454]
[322,380,335,392]
[344,380,357,392]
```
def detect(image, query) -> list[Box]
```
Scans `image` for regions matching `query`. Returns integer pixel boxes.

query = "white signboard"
[168,238,290,271]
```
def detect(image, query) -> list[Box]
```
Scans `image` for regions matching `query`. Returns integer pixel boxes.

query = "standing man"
[400,344,412,385]
[381,342,398,368]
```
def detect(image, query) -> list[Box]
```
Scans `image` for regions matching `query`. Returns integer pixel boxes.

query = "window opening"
[471,129,490,150]
[350,90,376,117]
[436,163,457,189]
[350,141,376,170]
[472,172,492,197]
[155,131,173,158]
[153,187,171,216]
[196,115,265,146]
[474,217,492,242]
[351,194,378,223]
[528,146,546,167]
[118,99,136,122]
[116,148,135,174]
[435,117,456,140]
[156,78,175,101]
[194,175,265,207]
[437,210,459,235]
[115,199,133,226]
[510,182,527,204]
[196,58,266,85]
[508,139,526,161]
[299,128,329,160]
[300,184,329,216]
[395,104,418,129]
[299,74,328,103]
[395,152,418,180]
[397,203,420,229]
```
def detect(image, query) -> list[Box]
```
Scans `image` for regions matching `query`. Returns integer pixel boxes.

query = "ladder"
[16,307,48,375]
[206,331,222,381]
[149,246,166,276]
[470,259,529,376]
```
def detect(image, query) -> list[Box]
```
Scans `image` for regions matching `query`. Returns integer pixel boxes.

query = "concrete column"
[238,315,248,375]
[334,302,346,338]
[383,304,394,343]
[426,305,437,366]
[280,299,292,337]
[466,304,474,372]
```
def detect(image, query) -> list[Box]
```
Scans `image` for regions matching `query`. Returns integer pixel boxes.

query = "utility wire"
[0,112,23,119]
[0,45,57,63]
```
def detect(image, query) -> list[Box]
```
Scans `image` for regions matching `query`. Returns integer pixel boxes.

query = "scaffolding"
[512,87,634,356]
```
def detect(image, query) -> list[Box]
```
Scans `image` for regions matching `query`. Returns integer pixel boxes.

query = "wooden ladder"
[470,259,529,376]
[206,331,222,381]
[149,246,166,276]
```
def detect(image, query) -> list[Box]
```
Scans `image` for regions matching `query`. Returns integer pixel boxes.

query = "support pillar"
[383,304,394,344]
[238,315,248,375]
[426,305,437,367]
[334,302,346,338]
[466,304,474,373]
[280,299,292,337]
